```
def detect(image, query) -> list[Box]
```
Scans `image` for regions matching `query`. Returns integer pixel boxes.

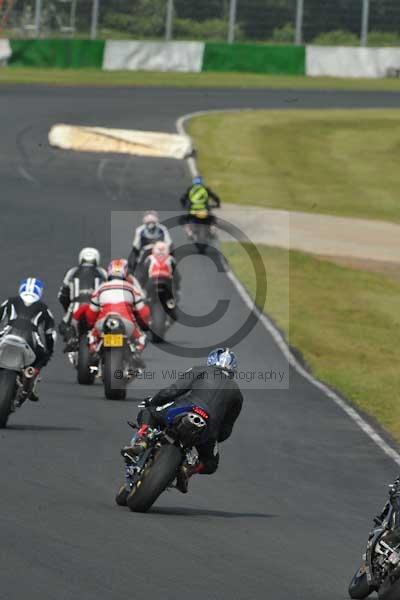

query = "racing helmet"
[107,259,128,280]
[192,176,203,186]
[143,210,159,233]
[79,247,100,266]
[152,241,169,258]
[19,278,44,306]
[207,348,237,371]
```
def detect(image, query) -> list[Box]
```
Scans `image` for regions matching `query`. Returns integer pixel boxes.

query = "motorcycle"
[146,279,177,343]
[349,482,400,600]
[116,402,209,512]
[91,314,144,401]
[0,330,38,427]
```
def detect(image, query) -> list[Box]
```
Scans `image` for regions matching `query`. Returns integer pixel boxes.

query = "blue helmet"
[19,278,44,305]
[207,348,237,371]
[193,176,203,186]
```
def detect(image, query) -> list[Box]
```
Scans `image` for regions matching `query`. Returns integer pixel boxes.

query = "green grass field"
[2,67,400,91]
[223,242,400,442]
[188,109,400,223]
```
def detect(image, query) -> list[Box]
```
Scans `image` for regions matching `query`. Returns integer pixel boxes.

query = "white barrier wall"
[0,39,11,66]
[306,45,400,78]
[103,41,205,73]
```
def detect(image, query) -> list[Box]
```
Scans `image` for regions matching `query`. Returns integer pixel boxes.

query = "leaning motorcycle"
[116,402,209,512]
[95,315,143,401]
[349,483,400,600]
[147,279,176,343]
[0,330,38,427]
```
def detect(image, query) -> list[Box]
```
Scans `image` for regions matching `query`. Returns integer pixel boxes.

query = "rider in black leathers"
[123,348,243,493]
[58,247,107,350]
[0,278,56,401]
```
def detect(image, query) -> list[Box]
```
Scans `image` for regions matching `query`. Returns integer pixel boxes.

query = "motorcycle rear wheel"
[150,301,167,343]
[127,444,182,513]
[349,565,374,599]
[77,337,95,385]
[0,369,17,428]
[378,570,400,600]
[103,349,126,401]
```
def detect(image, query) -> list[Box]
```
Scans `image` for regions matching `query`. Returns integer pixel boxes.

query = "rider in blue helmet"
[179,174,221,238]
[119,347,243,500]
[0,278,56,402]
[207,347,238,371]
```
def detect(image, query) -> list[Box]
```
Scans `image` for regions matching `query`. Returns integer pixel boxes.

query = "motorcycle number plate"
[103,334,124,347]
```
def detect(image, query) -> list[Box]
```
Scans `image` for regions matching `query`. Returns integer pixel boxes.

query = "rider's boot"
[63,325,78,353]
[121,425,150,459]
[176,462,203,494]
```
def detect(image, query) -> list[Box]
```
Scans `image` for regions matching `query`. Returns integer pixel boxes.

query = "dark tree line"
[60,0,400,41]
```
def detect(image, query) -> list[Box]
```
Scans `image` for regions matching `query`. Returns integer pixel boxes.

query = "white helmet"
[143,211,159,229]
[79,247,100,266]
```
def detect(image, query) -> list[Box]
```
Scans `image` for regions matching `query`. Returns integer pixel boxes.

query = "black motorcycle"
[349,482,400,600]
[147,279,177,343]
[116,402,209,512]
[0,329,39,427]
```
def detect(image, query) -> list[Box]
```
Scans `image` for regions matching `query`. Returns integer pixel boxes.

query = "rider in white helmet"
[128,211,173,276]
[58,247,107,350]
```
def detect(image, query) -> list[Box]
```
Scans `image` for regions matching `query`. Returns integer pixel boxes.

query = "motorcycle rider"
[122,348,243,493]
[58,247,107,351]
[128,211,173,275]
[374,477,400,545]
[81,259,150,361]
[180,176,221,238]
[0,278,56,402]
[141,241,181,318]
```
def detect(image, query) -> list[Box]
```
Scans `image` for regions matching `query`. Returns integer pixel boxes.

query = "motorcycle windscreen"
[0,335,36,370]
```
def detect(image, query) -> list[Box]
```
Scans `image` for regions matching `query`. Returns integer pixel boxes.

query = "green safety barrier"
[9,39,105,69]
[202,43,306,75]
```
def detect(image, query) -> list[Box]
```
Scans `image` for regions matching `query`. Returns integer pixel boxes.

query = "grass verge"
[2,67,400,91]
[188,109,400,223]
[223,242,400,443]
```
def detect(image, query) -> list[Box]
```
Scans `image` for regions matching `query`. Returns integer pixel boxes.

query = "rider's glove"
[138,397,152,409]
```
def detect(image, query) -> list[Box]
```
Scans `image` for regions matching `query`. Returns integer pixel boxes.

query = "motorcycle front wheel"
[349,565,374,599]
[127,444,182,513]
[0,369,17,428]
[150,301,167,343]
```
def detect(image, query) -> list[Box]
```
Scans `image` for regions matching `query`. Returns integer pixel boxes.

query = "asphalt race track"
[1,85,400,600]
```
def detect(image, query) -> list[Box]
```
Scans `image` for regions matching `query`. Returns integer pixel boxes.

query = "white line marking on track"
[18,166,38,184]
[177,109,400,468]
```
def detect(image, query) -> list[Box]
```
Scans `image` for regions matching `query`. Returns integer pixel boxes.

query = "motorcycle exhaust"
[166,299,176,310]
[24,366,36,378]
